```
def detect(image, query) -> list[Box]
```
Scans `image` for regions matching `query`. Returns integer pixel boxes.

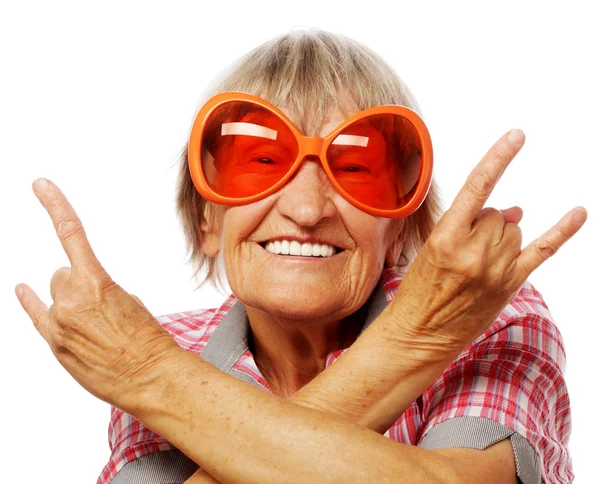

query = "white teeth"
[301,243,312,256]
[263,239,338,258]
[289,240,302,256]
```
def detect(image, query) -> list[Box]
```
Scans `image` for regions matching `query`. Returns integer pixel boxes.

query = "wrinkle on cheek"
[338,262,357,310]
[250,255,271,290]
[236,244,262,300]
[344,253,374,308]
[342,222,389,306]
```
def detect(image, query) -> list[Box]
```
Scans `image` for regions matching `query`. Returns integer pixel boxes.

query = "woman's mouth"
[259,239,342,258]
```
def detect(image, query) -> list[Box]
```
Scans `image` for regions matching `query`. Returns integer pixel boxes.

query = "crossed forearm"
[123,304,464,483]
[130,347,461,484]
[290,302,463,433]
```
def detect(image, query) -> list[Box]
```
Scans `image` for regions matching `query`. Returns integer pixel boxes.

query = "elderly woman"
[16,30,586,484]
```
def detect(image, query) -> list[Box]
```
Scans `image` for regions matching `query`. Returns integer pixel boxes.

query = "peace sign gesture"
[390,129,587,350]
[14,179,180,409]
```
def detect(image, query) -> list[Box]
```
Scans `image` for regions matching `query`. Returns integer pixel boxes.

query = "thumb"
[499,206,523,224]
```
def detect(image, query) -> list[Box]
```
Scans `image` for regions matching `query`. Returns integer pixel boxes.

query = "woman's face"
[206,94,405,322]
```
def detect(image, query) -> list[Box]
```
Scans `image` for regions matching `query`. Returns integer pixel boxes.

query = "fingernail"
[507,129,525,146]
[34,178,49,191]
[15,285,23,299]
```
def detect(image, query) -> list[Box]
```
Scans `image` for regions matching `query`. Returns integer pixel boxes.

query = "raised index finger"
[33,178,105,275]
[445,129,525,227]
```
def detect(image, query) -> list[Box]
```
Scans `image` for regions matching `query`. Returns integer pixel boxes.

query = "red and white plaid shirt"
[98,268,573,483]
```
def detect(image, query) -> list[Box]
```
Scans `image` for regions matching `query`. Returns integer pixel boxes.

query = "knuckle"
[51,266,70,282]
[47,306,67,347]
[557,225,570,242]
[474,209,506,240]
[32,308,48,329]
[46,196,62,211]
[480,207,497,216]
[469,172,493,197]
[56,218,83,240]
[487,146,506,165]
[486,266,506,288]
[428,229,458,254]
[475,207,503,221]
[88,273,118,298]
[54,298,76,323]
[505,223,523,246]
[535,239,559,260]
[490,207,505,222]
[455,251,485,278]
[49,322,66,349]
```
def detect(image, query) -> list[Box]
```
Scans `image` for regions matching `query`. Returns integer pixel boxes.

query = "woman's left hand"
[15,178,181,409]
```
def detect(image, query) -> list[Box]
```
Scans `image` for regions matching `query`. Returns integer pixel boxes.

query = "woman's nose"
[275,159,337,227]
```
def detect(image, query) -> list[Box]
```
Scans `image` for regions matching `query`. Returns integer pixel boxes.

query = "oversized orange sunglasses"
[188,91,433,218]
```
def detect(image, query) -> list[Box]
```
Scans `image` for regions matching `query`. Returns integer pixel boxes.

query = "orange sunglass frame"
[188,91,434,218]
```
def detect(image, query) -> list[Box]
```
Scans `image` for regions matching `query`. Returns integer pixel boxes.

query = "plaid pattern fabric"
[98,268,573,483]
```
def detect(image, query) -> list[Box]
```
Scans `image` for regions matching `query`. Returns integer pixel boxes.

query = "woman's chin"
[228,244,362,318]
[247,284,343,320]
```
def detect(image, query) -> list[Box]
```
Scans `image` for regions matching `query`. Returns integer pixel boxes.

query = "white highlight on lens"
[331,134,369,147]
[221,122,278,140]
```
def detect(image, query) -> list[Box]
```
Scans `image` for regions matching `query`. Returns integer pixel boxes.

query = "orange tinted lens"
[201,102,299,198]
[326,114,423,210]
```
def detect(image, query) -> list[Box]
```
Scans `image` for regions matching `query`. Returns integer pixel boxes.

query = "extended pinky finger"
[15,283,51,344]
[515,207,588,280]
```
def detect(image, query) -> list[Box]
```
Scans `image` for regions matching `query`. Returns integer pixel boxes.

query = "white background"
[2,1,598,482]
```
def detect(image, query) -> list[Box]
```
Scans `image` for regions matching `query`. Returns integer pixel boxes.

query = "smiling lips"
[262,239,339,257]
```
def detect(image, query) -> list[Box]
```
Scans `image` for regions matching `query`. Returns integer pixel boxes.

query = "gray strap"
[110,449,198,483]
[199,301,249,371]
[510,432,542,484]
[418,416,541,484]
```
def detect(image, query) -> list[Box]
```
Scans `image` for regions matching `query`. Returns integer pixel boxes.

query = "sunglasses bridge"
[287,137,331,176]
[300,137,325,156]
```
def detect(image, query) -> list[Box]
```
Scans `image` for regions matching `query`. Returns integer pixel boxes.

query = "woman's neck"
[246,305,366,398]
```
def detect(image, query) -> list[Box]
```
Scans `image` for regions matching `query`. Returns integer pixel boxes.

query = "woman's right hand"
[387,128,587,354]
[291,129,586,435]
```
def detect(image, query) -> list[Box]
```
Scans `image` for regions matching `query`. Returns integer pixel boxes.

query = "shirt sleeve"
[97,406,196,483]
[417,305,573,484]
[418,417,541,484]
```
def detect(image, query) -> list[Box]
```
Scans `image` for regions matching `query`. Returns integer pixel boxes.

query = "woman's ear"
[200,221,221,257]
[384,220,406,268]
[200,206,223,257]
